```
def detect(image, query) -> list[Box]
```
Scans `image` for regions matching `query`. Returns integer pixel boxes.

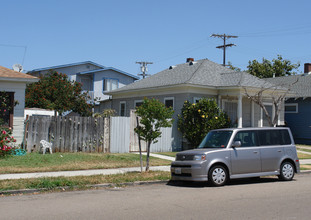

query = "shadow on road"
[167,177,283,188]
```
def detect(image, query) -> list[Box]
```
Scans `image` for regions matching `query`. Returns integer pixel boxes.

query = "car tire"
[208,165,228,187]
[279,162,295,181]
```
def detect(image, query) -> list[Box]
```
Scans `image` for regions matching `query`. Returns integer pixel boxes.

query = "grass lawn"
[0,153,171,174]
[297,148,311,153]
[0,171,171,192]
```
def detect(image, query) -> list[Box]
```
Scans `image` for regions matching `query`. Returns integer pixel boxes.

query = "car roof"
[212,127,290,132]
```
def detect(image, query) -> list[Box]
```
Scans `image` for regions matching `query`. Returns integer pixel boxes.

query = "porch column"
[217,95,221,108]
[251,101,254,127]
[237,94,242,128]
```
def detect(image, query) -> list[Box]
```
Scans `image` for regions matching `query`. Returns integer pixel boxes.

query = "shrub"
[178,98,231,148]
[0,127,16,158]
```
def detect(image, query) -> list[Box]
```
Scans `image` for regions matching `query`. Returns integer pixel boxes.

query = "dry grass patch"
[0,171,171,191]
[298,152,311,159]
[301,164,311,170]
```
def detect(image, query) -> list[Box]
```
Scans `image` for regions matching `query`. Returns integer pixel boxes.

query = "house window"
[164,97,174,109]
[103,78,119,91]
[193,97,201,103]
[80,77,92,91]
[285,103,298,113]
[120,101,126,116]
[134,100,143,108]
[0,92,14,128]
[222,100,238,126]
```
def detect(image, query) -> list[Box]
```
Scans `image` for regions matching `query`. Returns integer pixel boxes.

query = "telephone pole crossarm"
[210,33,238,66]
[136,61,153,79]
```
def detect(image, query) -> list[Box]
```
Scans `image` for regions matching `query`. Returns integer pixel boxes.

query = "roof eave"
[28,61,106,73]
[0,77,39,83]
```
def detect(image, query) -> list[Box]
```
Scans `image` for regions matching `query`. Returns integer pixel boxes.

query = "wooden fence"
[26,116,110,153]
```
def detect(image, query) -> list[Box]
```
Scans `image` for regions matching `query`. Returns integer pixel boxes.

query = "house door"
[223,101,238,127]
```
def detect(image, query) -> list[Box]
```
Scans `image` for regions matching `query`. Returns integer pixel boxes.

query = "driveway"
[1,173,311,220]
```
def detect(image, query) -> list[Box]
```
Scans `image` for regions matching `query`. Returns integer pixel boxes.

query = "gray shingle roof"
[266,74,311,98]
[108,59,278,94]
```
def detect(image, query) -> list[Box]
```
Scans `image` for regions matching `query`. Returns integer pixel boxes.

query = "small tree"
[178,98,231,148]
[94,109,116,118]
[243,79,298,127]
[134,98,174,172]
[25,71,92,116]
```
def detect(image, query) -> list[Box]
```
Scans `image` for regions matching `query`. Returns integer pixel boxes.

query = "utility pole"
[136,61,153,79]
[210,34,238,66]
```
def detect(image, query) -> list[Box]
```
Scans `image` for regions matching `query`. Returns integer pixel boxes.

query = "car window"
[258,129,291,146]
[233,131,258,147]
[198,131,232,148]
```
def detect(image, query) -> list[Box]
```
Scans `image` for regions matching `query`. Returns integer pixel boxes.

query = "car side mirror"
[232,141,241,148]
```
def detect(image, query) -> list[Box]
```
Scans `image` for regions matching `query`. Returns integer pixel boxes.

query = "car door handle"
[253,151,258,154]
[278,150,282,152]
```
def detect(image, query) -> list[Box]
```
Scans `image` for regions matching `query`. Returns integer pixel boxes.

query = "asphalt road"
[1,173,311,220]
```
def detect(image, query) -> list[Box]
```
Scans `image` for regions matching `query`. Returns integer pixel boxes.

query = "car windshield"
[198,130,232,148]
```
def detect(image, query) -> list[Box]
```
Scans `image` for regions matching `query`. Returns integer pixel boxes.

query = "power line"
[211,34,238,66]
[0,43,28,65]
[136,61,153,79]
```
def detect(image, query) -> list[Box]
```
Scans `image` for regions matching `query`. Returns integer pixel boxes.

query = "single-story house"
[0,66,39,144]
[27,61,140,112]
[266,63,311,144]
[105,58,287,151]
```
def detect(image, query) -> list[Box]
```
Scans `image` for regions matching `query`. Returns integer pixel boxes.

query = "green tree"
[134,98,174,172]
[227,61,241,72]
[178,98,231,148]
[247,55,300,78]
[25,71,92,116]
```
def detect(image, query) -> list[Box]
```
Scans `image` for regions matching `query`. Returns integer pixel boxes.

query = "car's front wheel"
[208,165,228,187]
[279,162,295,181]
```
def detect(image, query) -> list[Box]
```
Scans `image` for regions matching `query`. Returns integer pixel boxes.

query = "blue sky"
[1,0,310,76]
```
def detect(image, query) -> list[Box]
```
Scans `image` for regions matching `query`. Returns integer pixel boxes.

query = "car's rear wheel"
[208,165,228,187]
[279,162,295,181]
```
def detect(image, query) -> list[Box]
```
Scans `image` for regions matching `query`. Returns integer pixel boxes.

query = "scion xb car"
[171,127,300,186]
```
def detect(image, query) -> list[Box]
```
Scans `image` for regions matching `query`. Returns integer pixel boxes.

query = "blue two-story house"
[28,61,139,113]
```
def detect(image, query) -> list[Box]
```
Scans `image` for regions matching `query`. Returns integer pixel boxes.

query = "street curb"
[0,180,169,196]
[2,171,311,196]
[299,170,311,174]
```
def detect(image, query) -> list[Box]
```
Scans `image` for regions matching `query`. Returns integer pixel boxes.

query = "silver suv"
[171,127,300,186]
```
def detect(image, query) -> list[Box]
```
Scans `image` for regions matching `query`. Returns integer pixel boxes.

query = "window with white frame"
[193,97,201,103]
[103,78,119,91]
[164,97,174,109]
[134,100,143,108]
[120,101,126,116]
[285,103,298,113]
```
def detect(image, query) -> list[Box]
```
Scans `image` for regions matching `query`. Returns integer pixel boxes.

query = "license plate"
[175,168,181,174]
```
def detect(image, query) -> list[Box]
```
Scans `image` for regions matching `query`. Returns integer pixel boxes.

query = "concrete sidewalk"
[133,152,175,161]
